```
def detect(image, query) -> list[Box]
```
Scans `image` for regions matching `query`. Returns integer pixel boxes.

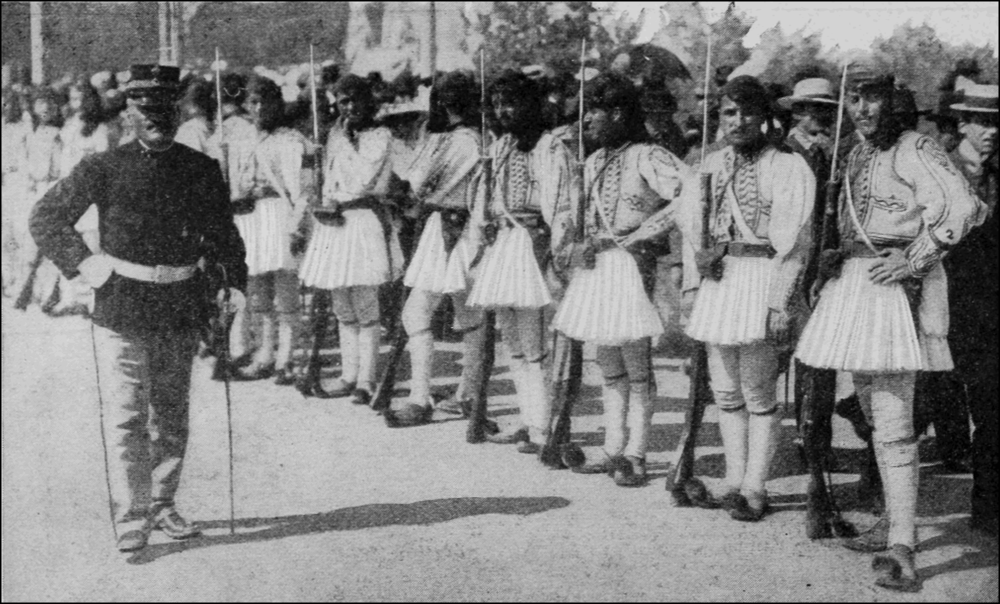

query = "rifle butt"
[540,335,583,468]
[466,311,497,443]
[667,344,710,492]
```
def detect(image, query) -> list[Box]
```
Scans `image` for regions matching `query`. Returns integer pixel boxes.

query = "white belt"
[109,256,198,284]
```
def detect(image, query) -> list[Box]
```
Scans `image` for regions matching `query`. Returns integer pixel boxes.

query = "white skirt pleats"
[686,255,772,345]
[233,197,296,276]
[299,208,392,289]
[552,248,664,345]
[795,258,923,372]
[466,225,552,309]
[404,211,450,292]
[441,236,475,294]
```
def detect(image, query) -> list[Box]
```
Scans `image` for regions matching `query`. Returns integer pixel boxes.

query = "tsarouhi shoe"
[116,528,150,552]
[729,490,769,522]
[152,506,202,540]
[485,426,529,445]
[873,544,921,592]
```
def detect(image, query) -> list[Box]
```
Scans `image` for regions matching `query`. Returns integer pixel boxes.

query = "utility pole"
[30,1,44,85]
[158,2,182,65]
[159,2,170,64]
[170,1,182,67]
[429,1,437,85]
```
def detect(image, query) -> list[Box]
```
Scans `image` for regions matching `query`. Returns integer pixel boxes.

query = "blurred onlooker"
[13,87,64,311]
[175,79,216,154]
[49,79,110,315]
[2,88,31,297]
[945,83,998,536]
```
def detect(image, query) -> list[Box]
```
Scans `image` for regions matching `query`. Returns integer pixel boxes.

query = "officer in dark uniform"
[29,65,248,553]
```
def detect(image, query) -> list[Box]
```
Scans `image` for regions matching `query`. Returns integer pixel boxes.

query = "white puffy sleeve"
[895,133,988,277]
[764,150,814,310]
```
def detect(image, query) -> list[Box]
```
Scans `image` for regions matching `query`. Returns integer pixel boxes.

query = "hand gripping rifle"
[795,63,856,539]
[540,38,587,469]
[466,48,501,443]
[665,31,717,508]
[297,44,337,399]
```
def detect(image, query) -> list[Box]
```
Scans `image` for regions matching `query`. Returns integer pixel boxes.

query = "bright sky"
[612,1,1000,56]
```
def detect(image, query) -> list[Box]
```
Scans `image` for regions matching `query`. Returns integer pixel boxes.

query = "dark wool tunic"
[30,140,248,334]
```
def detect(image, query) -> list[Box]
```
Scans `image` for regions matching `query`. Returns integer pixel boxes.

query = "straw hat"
[777,78,838,110]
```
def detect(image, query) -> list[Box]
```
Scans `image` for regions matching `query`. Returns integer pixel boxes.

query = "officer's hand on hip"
[868,248,911,285]
[78,254,115,289]
[216,288,246,314]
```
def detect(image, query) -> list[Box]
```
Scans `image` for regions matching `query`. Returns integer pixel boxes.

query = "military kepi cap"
[124,64,181,104]
[844,58,894,92]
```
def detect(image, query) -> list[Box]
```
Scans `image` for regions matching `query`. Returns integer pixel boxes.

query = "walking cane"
[215,265,237,535]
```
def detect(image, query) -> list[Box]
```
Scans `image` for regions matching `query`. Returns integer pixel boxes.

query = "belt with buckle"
[724,242,776,258]
[844,240,908,258]
[109,256,198,284]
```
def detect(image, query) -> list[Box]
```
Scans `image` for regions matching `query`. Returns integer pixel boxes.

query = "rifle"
[466,47,500,441]
[297,45,337,399]
[665,30,717,507]
[796,62,856,539]
[214,48,229,185]
[540,38,587,469]
[13,251,43,311]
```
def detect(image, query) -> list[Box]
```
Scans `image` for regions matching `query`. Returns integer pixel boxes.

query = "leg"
[147,330,198,513]
[516,307,550,448]
[485,309,529,443]
[92,325,153,543]
[618,338,653,486]
[401,287,443,406]
[922,372,971,471]
[447,291,487,408]
[867,372,920,591]
[329,288,360,395]
[352,285,382,399]
[739,342,781,494]
[706,344,749,500]
[595,345,629,459]
[962,355,998,534]
[241,274,276,377]
[273,270,302,376]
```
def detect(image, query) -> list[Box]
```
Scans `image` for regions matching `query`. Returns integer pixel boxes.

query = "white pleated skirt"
[233,197,296,276]
[686,255,772,345]
[552,248,664,345]
[795,258,924,372]
[404,211,449,293]
[441,236,475,294]
[299,208,392,289]
[466,225,552,309]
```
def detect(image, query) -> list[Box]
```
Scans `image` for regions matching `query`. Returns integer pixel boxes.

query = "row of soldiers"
[25,56,997,594]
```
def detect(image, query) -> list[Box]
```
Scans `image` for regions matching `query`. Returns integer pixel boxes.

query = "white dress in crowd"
[684,145,815,345]
[796,131,987,372]
[2,119,31,226]
[175,115,212,156]
[401,125,482,293]
[463,131,575,308]
[553,142,689,345]
[225,125,310,276]
[299,123,403,289]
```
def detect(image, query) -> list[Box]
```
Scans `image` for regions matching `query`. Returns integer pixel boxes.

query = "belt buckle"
[152,264,169,284]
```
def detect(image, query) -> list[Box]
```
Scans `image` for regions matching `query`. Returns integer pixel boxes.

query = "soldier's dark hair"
[68,79,105,137]
[720,75,773,120]
[334,74,375,103]
[246,75,285,132]
[488,69,546,151]
[427,69,481,133]
[586,72,649,144]
[180,79,216,122]
[892,85,919,131]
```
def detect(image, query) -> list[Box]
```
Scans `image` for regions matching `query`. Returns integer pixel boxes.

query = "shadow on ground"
[127,496,571,565]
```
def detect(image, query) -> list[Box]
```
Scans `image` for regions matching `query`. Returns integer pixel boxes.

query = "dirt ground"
[2,297,997,602]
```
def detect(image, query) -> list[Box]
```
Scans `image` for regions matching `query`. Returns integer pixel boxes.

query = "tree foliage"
[476,2,639,80]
